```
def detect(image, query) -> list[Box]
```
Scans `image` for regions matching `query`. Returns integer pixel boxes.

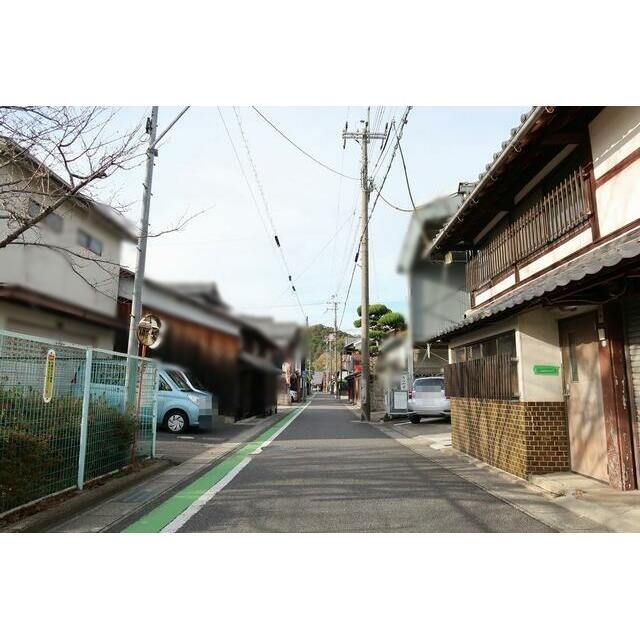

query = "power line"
[397,137,418,213]
[349,107,412,270]
[338,257,357,330]
[273,208,356,302]
[224,107,307,321]
[371,186,413,212]
[251,106,358,181]
[368,107,412,221]
[334,188,360,297]
[217,108,272,241]
[297,209,356,281]
[330,106,350,289]
[338,107,413,331]
[242,301,330,309]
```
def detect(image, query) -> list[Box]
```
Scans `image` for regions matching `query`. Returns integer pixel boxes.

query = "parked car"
[407,376,450,423]
[71,360,216,434]
[158,365,216,434]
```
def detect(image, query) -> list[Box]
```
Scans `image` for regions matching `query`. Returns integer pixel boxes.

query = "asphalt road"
[156,417,263,464]
[176,394,554,533]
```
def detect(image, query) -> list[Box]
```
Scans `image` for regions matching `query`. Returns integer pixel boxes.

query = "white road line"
[161,401,310,533]
[161,457,253,533]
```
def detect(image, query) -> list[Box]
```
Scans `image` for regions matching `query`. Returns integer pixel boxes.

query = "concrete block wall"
[371,375,385,413]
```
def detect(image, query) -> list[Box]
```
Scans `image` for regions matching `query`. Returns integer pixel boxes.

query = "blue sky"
[111,106,526,331]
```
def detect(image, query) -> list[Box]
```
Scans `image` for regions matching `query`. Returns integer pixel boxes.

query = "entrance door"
[559,312,609,482]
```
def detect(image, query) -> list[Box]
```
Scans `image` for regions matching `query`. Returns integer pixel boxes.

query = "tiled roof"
[429,226,640,340]
[427,106,548,258]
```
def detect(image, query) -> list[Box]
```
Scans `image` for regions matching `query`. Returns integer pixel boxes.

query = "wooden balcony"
[466,165,592,293]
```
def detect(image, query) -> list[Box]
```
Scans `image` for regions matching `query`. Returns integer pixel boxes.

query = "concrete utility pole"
[127,107,158,357]
[127,106,191,357]
[327,295,340,399]
[303,315,309,401]
[342,110,388,421]
[324,335,330,393]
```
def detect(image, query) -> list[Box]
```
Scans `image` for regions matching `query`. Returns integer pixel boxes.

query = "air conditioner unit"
[443,251,468,264]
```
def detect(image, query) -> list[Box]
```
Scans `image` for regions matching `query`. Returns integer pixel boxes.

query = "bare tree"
[0,106,144,250]
[0,107,210,304]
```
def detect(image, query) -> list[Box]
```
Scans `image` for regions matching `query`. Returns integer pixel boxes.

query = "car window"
[182,369,206,391]
[165,369,191,391]
[159,376,171,391]
[414,378,444,390]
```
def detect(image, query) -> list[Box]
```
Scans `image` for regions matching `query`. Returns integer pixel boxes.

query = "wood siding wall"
[116,301,240,417]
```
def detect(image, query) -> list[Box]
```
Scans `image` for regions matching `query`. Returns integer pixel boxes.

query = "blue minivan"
[158,365,216,433]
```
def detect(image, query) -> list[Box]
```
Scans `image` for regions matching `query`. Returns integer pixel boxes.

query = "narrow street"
[129,393,554,533]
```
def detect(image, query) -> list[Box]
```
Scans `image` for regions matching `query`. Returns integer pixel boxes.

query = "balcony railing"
[466,165,592,293]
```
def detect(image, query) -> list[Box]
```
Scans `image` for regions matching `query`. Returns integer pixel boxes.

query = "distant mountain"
[307,324,356,372]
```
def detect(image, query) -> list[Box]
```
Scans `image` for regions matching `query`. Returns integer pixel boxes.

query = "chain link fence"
[0,329,158,516]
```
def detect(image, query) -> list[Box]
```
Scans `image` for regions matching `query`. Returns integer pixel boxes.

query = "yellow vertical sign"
[43,349,56,403]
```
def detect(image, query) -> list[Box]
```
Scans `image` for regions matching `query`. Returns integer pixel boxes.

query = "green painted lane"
[125,403,308,533]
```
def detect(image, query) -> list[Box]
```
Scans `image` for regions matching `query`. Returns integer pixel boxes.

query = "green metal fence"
[0,329,158,516]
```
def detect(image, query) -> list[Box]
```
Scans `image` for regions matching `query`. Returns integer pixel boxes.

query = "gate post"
[77,348,93,490]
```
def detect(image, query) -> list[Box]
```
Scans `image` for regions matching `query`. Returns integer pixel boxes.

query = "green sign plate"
[533,364,560,376]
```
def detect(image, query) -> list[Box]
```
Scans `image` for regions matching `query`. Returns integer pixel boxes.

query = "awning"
[238,351,283,375]
[430,226,640,340]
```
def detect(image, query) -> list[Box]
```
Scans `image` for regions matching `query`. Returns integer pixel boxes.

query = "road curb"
[372,421,609,533]
[1,459,172,533]
[126,402,310,533]
[50,408,297,533]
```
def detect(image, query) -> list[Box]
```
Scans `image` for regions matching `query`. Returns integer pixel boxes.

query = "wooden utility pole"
[342,109,388,421]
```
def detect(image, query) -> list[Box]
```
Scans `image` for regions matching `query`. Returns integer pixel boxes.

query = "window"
[165,369,191,391]
[453,332,516,363]
[28,199,40,218]
[414,378,444,390]
[78,229,103,256]
[182,369,206,391]
[43,212,63,233]
[29,199,64,233]
[159,376,171,392]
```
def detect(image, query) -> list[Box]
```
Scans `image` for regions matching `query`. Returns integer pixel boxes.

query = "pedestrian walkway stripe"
[124,402,310,533]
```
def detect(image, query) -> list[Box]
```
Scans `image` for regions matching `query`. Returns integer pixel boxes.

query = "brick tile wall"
[451,398,569,478]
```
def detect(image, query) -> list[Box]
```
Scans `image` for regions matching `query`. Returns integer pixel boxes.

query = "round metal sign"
[137,313,163,349]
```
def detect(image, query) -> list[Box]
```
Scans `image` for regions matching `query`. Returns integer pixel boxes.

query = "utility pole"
[324,335,330,393]
[334,301,339,400]
[303,315,309,401]
[127,106,158,357]
[126,106,191,357]
[342,109,388,421]
[327,295,340,399]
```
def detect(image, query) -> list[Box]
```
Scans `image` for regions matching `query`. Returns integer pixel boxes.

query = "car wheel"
[409,415,421,424]
[164,409,189,434]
